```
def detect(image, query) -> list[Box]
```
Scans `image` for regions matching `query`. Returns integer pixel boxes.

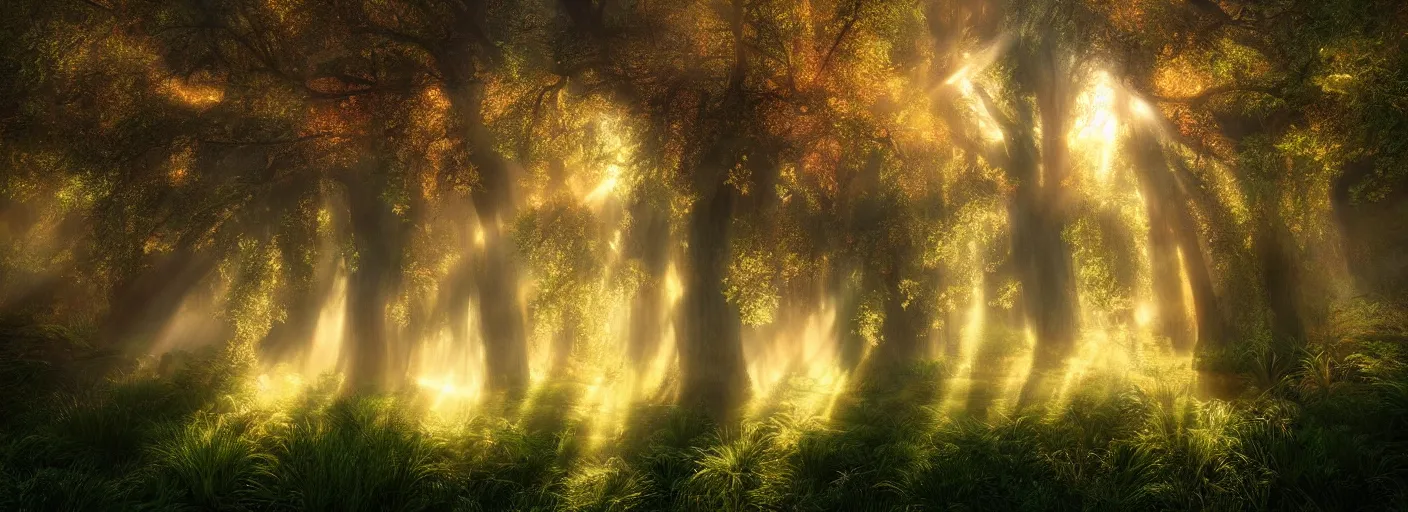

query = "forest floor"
[2,321,1407,511]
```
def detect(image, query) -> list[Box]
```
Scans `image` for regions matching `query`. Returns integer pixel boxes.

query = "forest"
[2,0,1407,509]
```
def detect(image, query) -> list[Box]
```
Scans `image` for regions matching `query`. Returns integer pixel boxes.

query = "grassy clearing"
[2,325,1407,511]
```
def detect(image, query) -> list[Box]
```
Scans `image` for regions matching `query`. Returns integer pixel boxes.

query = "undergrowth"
[2,321,1407,511]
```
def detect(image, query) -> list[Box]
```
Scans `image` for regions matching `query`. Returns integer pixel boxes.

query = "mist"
[3,0,1408,509]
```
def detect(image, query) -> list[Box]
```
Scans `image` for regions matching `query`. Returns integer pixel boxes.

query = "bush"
[147,416,268,509]
[256,397,454,511]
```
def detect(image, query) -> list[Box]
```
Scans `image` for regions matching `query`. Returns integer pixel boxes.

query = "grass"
[2,325,1408,511]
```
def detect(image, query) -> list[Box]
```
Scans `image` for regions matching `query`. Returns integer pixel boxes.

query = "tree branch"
[817,0,864,77]
[517,76,570,161]
[75,0,113,13]
[1152,84,1278,108]
[199,133,331,147]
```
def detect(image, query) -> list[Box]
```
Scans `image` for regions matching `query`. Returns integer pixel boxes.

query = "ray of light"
[938,259,986,416]
[744,297,847,421]
[302,270,348,377]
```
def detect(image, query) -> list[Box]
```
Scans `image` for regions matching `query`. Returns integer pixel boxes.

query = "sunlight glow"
[1129,97,1155,119]
[302,271,348,377]
[995,327,1036,414]
[161,78,224,107]
[943,39,1012,144]
[1176,248,1200,344]
[410,322,488,413]
[254,371,303,407]
[14,7,1383,503]
[147,281,229,357]
[582,164,621,204]
[1070,71,1121,184]
[939,258,987,415]
[745,298,848,421]
[581,114,635,206]
[1135,302,1155,327]
[952,76,1006,142]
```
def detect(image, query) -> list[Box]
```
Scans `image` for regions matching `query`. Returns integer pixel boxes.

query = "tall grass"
[257,397,454,511]
[147,416,268,509]
[688,426,790,510]
[3,322,1408,510]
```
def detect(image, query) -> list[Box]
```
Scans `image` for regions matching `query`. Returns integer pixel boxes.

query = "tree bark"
[679,178,748,419]
[627,201,671,365]
[676,0,753,420]
[1003,37,1080,403]
[1165,155,1227,349]
[338,164,404,392]
[1256,218,1305,345]
[435,21,530,394]
[1130,133,1195,353]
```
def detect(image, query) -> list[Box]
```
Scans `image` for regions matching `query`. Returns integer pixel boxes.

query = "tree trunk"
[1131,133,1194,353]
[1256,218,1304,345]
[1003,127,1078,377]
[475,228,529,393]
[1017,200,1080,368]
[996,39,1080,403]
[1164,153,1227,349]
[1170,204,1224,349]
[339,166,403,392]
[627,202,670,364]
[675,0,754,420]
[467,151,528,394]
[438,37,530,393]
[678,179,748,419]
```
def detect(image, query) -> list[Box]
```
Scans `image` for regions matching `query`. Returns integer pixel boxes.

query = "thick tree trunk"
[1031,52,1080,369]
[1013,196,1080,368]
[1170,207,1224,349]
[676,0,755,419]
[474,228,529,393]
[678,181,749,419]
[340,167,403,392]
[439,44,530,393]
[628,279,664,363]
[1010,192,1080,405]
[1001,40,1080,403]
[1163,150,1227,349]
[1148,219,1192,350]
[627,204,670,364]
[442,256,476,357]
[1131,134,1195,353]
[466,152,528,394]
[1256,219,1305,345]
[1002,124,1077,378]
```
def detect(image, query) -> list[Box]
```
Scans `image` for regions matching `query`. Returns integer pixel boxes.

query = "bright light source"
[1135,302,1155,327]
[583,164,622,204]
[1129,97,1154,119]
